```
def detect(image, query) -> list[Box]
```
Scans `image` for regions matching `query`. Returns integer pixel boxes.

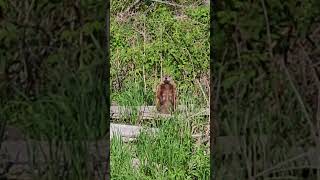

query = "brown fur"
[156,75,177,114]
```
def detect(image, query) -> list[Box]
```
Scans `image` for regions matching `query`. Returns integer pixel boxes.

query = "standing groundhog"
[156,75,177,114]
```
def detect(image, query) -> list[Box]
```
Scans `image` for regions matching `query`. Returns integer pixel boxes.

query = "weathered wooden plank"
[110,105,209,119]
[1,137,318,168]
[215,136,319,168]
[2,126,318,177]
[110,123,158,138]
[0,140,107,163]
[0,139,107,179]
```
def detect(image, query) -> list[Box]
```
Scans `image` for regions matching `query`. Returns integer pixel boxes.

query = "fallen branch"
[110,105,209,120]
[150,0,185,7]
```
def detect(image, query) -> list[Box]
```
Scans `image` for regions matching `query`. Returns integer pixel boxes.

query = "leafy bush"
[111,3,209,106]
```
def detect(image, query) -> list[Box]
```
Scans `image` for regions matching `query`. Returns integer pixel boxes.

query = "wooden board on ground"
[0,139,107,179]
[1,126,318,178]
[110,123,207,142]
[110,123,158,140]
[215,136,319,168]
[110,105,209,119]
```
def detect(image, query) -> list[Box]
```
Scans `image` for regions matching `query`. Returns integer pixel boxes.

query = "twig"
[260,0,273,58]
[189,109,209,119]
[196,79,209,107]
[149,0,184,8]
[254,151,312,178]
[279,53,317,141]
[298,42,320,90]
[24,0,35,24]
[123,0,142,14]
[214,47,228,112]
[143,18,147,94]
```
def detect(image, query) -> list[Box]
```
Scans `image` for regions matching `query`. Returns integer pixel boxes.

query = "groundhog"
[156,75,177,114]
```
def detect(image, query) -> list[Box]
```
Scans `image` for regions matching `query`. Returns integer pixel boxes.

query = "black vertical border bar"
[104,0,111,179]
[210,0,216,179]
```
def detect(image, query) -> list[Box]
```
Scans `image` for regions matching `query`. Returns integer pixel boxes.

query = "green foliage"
[6,67,106,140]
[111,117,209,179]
[0,0,106,178]
[111,136,137,179]
[111,4,209,106]
[215,0,320,178]
[111,4,210,178]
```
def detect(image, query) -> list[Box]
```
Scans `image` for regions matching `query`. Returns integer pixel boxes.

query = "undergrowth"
[111,116,209,180]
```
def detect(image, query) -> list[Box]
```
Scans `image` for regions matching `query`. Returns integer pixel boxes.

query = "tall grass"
[110,73,210,179]
[2,63,106,179]
[110,2,210,180]
[111,115,209,179]
[215,69,317,179]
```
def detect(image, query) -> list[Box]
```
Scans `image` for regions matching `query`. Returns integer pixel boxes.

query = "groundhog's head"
[163,75,172,84]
